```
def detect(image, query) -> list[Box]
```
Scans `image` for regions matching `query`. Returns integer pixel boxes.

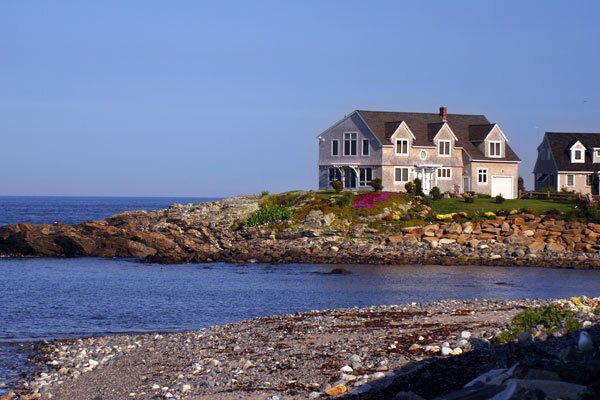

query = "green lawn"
[429,198,576,214]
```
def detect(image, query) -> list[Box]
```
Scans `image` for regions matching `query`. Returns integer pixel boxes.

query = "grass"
[429,198,576,215]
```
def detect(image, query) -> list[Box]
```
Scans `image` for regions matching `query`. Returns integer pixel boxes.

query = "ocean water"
[0,196,219,226]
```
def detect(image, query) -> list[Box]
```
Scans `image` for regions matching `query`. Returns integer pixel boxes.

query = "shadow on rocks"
[342,325,600,400]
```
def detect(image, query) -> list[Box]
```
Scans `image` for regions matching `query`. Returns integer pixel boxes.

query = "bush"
[413,178,424,196]
[336,192,354,207]
[495,194,505,204]
[496,304,581,344]
[370,178,383,192]
[331,180,343,193]
[429,186,441,200]
[260,190,270,197]
[464,193,475,203]
[404,181,415,195]
[244,204,293,227]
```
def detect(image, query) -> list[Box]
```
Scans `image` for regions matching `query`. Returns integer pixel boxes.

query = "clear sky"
[1,1,599,197]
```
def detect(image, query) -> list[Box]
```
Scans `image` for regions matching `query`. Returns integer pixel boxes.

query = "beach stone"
[340,365,353,373]
[440,346,452,356]
[325,384,347,396]
[460,331,471,339]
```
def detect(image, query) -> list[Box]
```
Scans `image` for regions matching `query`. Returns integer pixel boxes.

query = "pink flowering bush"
[352,192,400,209]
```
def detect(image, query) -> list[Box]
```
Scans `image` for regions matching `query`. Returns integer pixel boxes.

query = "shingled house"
[533,132,600,194]
[317,107,521,198]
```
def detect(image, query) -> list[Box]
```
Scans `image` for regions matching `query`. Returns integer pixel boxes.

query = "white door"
[491,176,514,199]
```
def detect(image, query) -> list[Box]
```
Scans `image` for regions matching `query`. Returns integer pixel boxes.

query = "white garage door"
[491,176,514,199]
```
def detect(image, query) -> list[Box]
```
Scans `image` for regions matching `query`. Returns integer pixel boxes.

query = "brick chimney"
[439,106,448,122]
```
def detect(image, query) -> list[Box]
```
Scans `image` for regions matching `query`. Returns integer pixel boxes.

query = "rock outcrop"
[1,196,600,268]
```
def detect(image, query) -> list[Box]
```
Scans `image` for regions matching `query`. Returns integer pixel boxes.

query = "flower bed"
[352,192,400,209]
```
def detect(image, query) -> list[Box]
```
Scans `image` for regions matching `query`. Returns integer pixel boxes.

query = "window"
[586,174,593,186]
[331,140,339,156]
[359,168,372,186]
[328,168,341,182]
[395,139,409,155]
[489,141,502,157]
[437,168,451,179]
[477,168,488,184]
[343,132,357,156]
[395,167,410,183]
[574,150,582,161]
[362,139,370,156]
[567,174,574,186]
[438,140,451,156]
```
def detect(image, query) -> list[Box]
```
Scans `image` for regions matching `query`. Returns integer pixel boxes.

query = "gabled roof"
[355,110,520,162]
[546,132,600,171]
[468,124,496,142]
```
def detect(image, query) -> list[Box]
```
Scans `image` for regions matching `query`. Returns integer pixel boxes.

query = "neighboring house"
[317,107,521,198]
[533,132,600,194]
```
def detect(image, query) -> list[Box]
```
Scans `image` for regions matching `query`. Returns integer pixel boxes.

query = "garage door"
[491,176,514,199]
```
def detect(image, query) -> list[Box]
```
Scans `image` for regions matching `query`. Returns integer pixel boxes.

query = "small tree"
[518,176,525,197]
[370,178,383,192]
[413,178,424,196]
[495,194,505,204]
[331,180,343,193]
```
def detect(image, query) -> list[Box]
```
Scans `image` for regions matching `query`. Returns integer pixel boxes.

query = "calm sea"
[0,196,219,226]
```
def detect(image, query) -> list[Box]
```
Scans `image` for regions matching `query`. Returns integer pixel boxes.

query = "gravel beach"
[8,298,600,400]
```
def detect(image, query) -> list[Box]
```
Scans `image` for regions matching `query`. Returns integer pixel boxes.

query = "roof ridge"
[547,131,600,135]
[355,109,487,117]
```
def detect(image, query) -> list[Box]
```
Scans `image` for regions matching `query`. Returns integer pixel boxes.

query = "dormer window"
[570,141,586,163]
[438,140,451,156]
[396,139,409,155]
[489,141,502,157]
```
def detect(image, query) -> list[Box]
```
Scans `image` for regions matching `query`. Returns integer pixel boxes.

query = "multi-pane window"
[489,141,501,157]
[567,174,574,186]
[343,132,357,156]
[359,168,372,186]
[331,140,339,156]
[587,174,593,186]
[362,139,370,156]
[395,167,410,183]
[328,168,341,182]
[437,168,451,179]
[438,140,451,156]
[477,168,488,184]
[396,139,409,155]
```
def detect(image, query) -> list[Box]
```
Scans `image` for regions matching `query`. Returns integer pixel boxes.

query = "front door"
[463,176,470,193]
[344,168,357,189]
[419,169,434,194]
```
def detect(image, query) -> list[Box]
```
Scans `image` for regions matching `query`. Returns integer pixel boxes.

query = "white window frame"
[331,140,339,157]
[437,167,451,180]
[359,168,372,186]
[343,132,357,156]
[438,140,451,157]
[489,141,502,158]
[566,174,574,187]
[362,139,370,156]
[394,167,410,183]
[477,168,488,184]
[395,139,409,156]
[573,150,583,162]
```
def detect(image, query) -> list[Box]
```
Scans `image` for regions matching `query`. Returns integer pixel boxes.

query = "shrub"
[496,304,581,344]
[404,181,415,195]
[413,178,424,196]
[429,186,441,200]
[331,180,343,193]
[336,192,354,207]
[260,190,270,197]
[518,176,525,195]
[464,193,475,203]
[370,178,383,192]
[244,204,293,227]
[495,194,505,204]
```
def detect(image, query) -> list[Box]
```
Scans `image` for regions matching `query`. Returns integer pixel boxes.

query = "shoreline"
[6,297,599,400]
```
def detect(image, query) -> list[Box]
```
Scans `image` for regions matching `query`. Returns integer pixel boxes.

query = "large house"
[533,132,600,194]
[317,107,521,198]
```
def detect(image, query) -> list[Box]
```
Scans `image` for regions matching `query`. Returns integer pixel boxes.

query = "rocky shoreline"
[5,298,600,400]
[0,195,599,269]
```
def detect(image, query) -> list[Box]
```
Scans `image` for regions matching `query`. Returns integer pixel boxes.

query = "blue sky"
[1,1,599,196]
